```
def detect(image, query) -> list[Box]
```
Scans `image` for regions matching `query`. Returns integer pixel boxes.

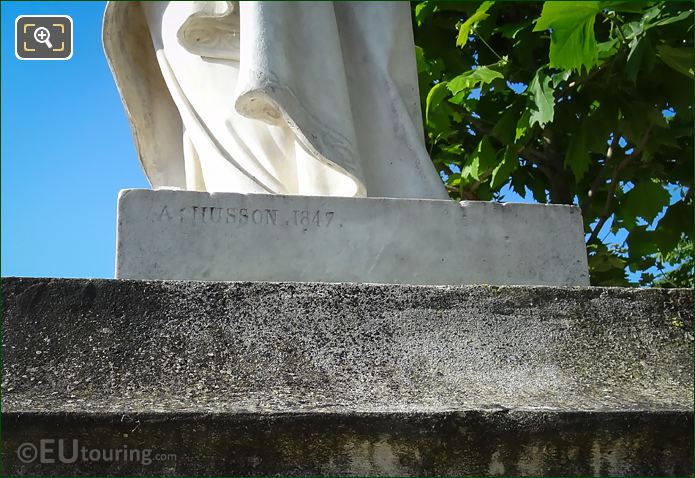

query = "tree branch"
[583,132,621,211]
[586,128,652,245]
[586,159,628,245]
[456,107,553,174]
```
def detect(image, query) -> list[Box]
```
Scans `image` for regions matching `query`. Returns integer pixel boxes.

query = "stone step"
[3,278,692,475]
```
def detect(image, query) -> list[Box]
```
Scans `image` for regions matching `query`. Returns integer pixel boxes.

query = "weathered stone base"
[5,409,691,476]
[2,278,692,476]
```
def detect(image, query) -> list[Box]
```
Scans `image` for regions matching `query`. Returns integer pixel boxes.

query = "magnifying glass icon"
[33,27,53,49]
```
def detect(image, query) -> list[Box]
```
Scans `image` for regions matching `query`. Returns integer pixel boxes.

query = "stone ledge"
[4,409,691,476]
[2,278,693,475]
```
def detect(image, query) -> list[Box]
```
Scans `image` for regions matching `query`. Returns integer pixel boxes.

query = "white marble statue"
[103,1,448,199]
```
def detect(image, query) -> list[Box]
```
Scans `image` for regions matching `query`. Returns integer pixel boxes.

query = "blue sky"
[2,1,149,278]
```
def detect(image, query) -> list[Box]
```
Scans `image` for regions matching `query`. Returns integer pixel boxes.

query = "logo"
[15,439,177,465]
[15,15,73,60]
[16,442,38,463]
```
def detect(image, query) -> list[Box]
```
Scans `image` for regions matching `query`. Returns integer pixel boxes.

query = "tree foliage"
[413,1,693,287]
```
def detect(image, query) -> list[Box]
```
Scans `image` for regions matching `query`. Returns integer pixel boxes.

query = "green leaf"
[597,38,620,60]
[619,101,663,142]
[510,169,527,197]
[630,256,657,273]
[415,46,428,74]
[601,1,652,14]
[587,97,618,150]
[651,9,693,27]
[515,110,532,142]
[492,107,518,145]
[565,122,590,181]
[448,92,478,111]
[641,4,662,24]
[469,136,497,181]
[527,174,549,203]
[621,21,644,41]
[440,144,465,157]
[528,69,555,128]
[614,203,638,231]
[656,45,694,78]
[533,1,602,72]
[551,69,572,88]
[627,226,660,257]
[589,249,627,273]
[447,173,461,187]
[623,181,670,223]
[625,37,656,83]
[425,82,449,126]
[456,1,494,48]
[414,1,437,27]
[491,146,519,189]
[447,66,504,96]
[498,19,533,39]
[654,200,692,253]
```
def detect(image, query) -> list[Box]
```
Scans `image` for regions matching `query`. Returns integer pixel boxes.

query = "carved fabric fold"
[103,1,448,199]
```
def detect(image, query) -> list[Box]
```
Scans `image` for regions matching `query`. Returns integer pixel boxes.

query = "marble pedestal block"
[116,189,589,285]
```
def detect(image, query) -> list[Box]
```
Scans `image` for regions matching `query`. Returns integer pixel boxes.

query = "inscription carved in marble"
[156,205,336,228]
